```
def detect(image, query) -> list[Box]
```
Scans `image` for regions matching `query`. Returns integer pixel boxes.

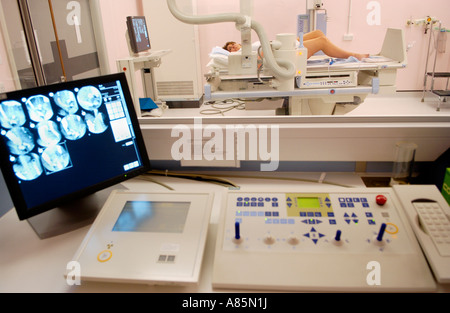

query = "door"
[0,0,105,89]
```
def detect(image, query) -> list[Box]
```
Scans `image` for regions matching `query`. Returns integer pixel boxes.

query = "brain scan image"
[41,144,71,173]
[77,86,102,111]
[25,95,54,122]
[5,127,35,155]
[53,90,79,115]
[12,153,43,181]
[60,114,87,140]
[0,100,26,129]
[85,112,108,134]
[36,120,62,147]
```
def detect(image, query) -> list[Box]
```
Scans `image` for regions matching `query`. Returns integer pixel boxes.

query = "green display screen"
[297,197,321,209]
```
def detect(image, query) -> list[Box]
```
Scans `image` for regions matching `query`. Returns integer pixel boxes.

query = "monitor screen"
[126,16,151,54]
[0,73,150,221]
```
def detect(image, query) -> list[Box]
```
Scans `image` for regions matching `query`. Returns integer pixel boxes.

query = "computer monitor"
[0,73,150,238]
[126,16,151,54]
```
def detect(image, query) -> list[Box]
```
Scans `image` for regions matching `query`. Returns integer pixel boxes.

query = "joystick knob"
[333,230,343,246]
[335,230,342,241]
[373,223,387,246]
[377,223,387,242]
[287,235,299,245]
[233,222,243,244]
[263,234,276,245]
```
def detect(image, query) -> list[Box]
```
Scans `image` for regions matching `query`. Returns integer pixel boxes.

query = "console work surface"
[1,172,449,293]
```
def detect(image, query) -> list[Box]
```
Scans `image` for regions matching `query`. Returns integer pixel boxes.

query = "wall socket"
[343,33,354,41]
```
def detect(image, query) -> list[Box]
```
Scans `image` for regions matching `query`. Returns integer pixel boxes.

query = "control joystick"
[374,223,387,246]
[333,230,343,246]
[233,222,243,244]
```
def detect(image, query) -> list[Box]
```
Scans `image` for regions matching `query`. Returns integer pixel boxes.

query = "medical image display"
[0,76,147,215]
[127,16,151,53]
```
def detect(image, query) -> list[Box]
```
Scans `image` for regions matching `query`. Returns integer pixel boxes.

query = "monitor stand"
[27,184,127,239]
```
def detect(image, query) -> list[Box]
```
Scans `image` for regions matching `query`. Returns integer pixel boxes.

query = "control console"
[212,187,437,292]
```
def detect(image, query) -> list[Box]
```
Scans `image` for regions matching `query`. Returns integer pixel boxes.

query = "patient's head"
[223,41,241,52]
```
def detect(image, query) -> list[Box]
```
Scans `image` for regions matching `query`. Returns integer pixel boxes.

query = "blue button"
[338,198,345,202]
[237,197,243,201]
[272,197,278,202]
[265,212,272,216]
[329,219,337,224]
[243,211,249,216]
[244,202,249,207]
[362,203,370,208]
[273,219,280,224]
[307,212,314,217]
[250,212,257,216]
[353,198,360,202]
[340,203,347,208]
[258,212,264,216]
[361,198,368,202]
[251,202,257,207]
[346,198,353,202]
[365,212,373,217]
[327,212,335,217]
[265,197,271,202]
[368,219,376,225]
[258,197,264,202]
[258,202,264,207]
[265,219,272,224]
[272,212,279,217]
[251,197,257,201]
[237,202,243,207]
[281,219,287,224]
[347,203,355,208]
[300,212,307,217]
[315,212,322,217]
[236,211,242,216]
[272,203,279,207]
[244,197,250,201]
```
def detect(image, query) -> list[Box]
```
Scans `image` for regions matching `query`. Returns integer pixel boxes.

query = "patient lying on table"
[223,30,369,60]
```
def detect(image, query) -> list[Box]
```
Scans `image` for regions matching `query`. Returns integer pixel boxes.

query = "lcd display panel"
[112,201,190,233]
[0,73,150,220]
[126,16,151,54]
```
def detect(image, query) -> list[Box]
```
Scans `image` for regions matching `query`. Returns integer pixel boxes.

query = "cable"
[200,99,245,115]
[145,170,240,188]
[145,169,355,189]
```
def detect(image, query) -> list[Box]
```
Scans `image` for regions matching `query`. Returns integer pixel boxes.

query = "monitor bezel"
[0,73,151,221]
[126,16,151,54]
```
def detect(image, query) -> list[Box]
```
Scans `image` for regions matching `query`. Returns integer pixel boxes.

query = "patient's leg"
[303,29,326,41]
[303,32,369,60]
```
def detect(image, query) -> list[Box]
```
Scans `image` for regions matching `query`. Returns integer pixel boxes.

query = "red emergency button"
[376,195,387,206]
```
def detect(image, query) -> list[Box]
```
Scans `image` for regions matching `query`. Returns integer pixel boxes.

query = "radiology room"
[0,0,449,297]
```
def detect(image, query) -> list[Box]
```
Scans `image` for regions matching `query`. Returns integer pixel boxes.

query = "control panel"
[297,71,358,89]
[212,188,437,292]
